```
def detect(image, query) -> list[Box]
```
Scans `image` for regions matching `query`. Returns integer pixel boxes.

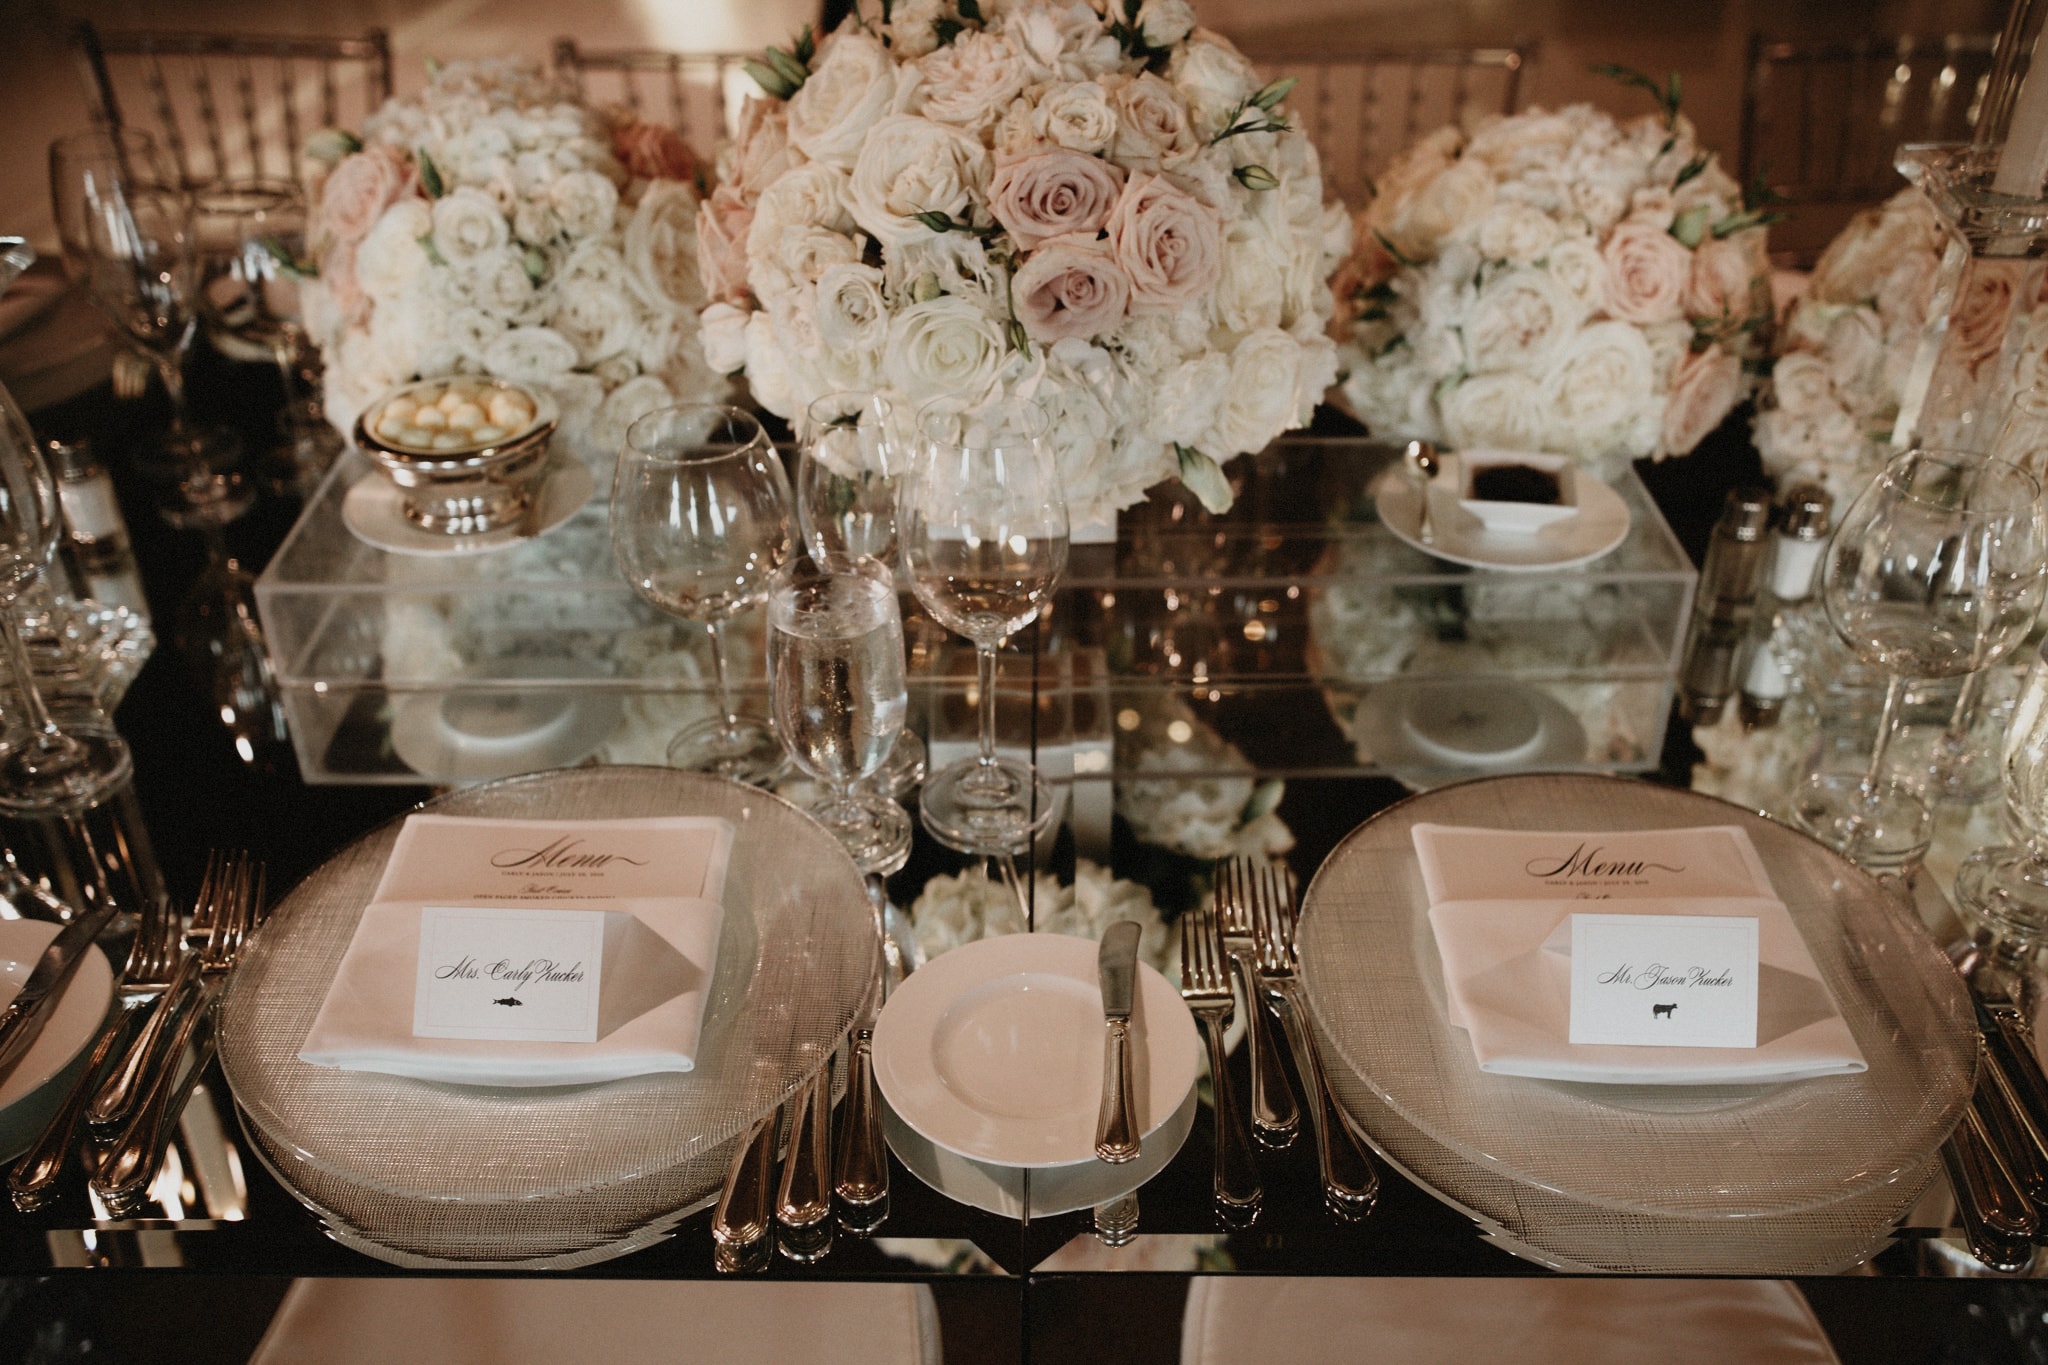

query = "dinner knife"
[1094,921,1142,1165]
[0,900,118,1087]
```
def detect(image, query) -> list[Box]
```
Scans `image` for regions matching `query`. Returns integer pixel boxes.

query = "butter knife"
[1094,921,1141,1165]
[0,901,117,1086]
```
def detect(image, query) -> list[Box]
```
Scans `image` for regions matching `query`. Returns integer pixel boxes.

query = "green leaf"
[1669,203,1710,248]
[1252,77,1298,111]
[417,233,447,268]
[1673,153,1709,189]
[259,236,316,278]
[1711,208,1788,238]
[933,16,963,45]
[522,246,548,283]
[416,147,445,199]
[743,59,796,100]
[1176,445,1235,513]
[914,210,961,234]
[1591,61,1682,126]
[1233,164,1280,191]
[765,46,809,87]
[793,24,816,63]
[958,0,983,21]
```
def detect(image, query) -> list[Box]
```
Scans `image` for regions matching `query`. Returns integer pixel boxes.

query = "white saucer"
[883,1085,1197,1218]
[341,458,595,557]
[1350,677,1589,789]
[0,919,114,1160]
[1376,465,1630,572]
[389,657,623,783]
[872,933,1200,1170]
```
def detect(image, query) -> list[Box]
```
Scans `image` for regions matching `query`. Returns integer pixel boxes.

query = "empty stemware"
[611,405,793,785]
[901,398,1068,854]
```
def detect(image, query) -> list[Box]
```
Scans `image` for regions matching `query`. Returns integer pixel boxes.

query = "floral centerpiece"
[1334,73,1776,467]
[304,58,724,464]
[1752,187,1946,503]
[694,0,1350,528]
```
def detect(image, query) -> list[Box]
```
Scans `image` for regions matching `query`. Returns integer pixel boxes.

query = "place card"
[413,906,604,1042]
[1568,912,1759,1050]
[1410,823,1777,904]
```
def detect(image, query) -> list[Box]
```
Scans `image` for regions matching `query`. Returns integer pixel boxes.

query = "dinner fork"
[1179,904,1262,1225]
[86,850,235,1130]
[1248,862,1380,1221]
[92,858,262,1212]
[8,884,183,1209]
[1217,857,1299,1150]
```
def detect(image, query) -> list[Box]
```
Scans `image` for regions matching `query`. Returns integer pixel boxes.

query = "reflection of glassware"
[1956,642,2048,988]
[49,128,249,527]
[795,391,926,798]
[611,405,792,785]
[0,309,132,814]
[904,399,1068,853]
[1791,451,2046,870]
[768,558,911,875]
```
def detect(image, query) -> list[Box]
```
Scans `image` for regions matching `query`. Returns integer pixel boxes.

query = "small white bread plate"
[0,919,113,1159]
[872,932,1199,1170]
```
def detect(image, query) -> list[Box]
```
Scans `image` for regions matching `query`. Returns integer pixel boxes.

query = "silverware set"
[8,849,265,1214]
[1182,856,1380,1227]
[1938,970,2048,1272]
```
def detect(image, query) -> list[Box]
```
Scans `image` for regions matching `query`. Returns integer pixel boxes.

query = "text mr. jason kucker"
[1593,963,1735,990]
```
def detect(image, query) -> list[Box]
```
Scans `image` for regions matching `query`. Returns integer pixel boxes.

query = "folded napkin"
[299,814,733,1088]
[1426,896,1866,1084]
[1411,824,1862,1084]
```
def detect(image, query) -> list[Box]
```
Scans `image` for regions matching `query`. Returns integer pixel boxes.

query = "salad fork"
[1179,904,1262,1225]
[1216,857,1299,1150]
[8,883,183,1208]
[1248,862,1379,1221]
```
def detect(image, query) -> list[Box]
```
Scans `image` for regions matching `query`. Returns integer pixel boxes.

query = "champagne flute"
[903,398,1068,854]
[796,391,926,796]
[49,128,249,528]
[611,405,793,785]
[768,557,912,875]
[1791,450,2046,870]
[0,371,131,813]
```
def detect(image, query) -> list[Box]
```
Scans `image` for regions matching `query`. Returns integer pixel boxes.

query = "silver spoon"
[1403,440,1440,546]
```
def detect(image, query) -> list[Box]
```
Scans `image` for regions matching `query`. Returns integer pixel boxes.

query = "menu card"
[299,814,733,1087]
[1412,824,1864,1084]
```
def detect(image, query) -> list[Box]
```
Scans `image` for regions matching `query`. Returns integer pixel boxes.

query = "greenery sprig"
[416,147,446,198]
[1108,0,1171,67]
[912,210,1003,239]
[1210,78,1296,145]
[745,26,816,100]
[1592,63,1681,132]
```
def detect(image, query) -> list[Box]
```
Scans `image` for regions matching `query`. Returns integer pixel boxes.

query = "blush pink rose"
[1684,230,1768,321]
[988,148,1125,251]
[1949,259,2022,376]
[1662,345,1745,456]
[1108,173,1222,315]
[1013,232,1132,342]
[1600,217,1692,325]
[695,185,756,307]
[319,145,417,248]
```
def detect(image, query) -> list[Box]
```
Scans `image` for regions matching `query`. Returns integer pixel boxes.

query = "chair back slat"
[1241,45,1533,205]
[551,40,753,163]
[71,22,392,189]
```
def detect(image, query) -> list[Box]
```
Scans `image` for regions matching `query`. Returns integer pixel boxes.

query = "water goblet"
[767,558,913,875]
[611,405,793,785]
[1791,450,2046,870]
[49,128,250,529]
[903,398,1068,854]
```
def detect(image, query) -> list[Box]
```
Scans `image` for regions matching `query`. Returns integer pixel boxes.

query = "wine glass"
[49,128,249,528]
[611,405,793,785]
[902,397,1068,854]
[0,366,132,814]
[767,557,912,875]
[795,391,926,796]
[1791,450,2046,870]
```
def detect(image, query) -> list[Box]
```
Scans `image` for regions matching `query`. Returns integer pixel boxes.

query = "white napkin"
[299,814,732,1088]
[1411,824,1864,1084]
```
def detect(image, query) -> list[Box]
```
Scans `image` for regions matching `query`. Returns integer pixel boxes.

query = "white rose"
[1210,327,1307,455]
[1543,234,1606,314]
[751,225,862,309]
[746,163,854,274]
[1440,370,1551,449]
[883,295,1009,405]
[513,198,561,245]
[1770,352,1840,419]
[742,309,805,416]
[1641,319,1694,389]
[812,262,890,388]
[1032,81,1118,155]
[1542,320,1657,457]
[1138,0,1197,45]
[1466,109,1578,175]
[549,170,620,240]
[885,232,1004,310]
[1570,171,1635,235]
[1150,351,1230,447]
[915,30,1026,133]
[621,179,706,315]
[549,273,640,365]
[355,199,434,302]
[1170,34,1259,141]
[1464,268,1580,374]
[463,247,538,320]
[1822,307,1887,411]
[482,324,579,384]
[1473,202,1559,265]
[430,187,511,268]
[786,32,898,170]
[1108,73,1201,172]
[593,373,674,455]
[1209,219,1286,335]
[849,115,992,248]
[1383,157,1494,262]
[699,301,752,374]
